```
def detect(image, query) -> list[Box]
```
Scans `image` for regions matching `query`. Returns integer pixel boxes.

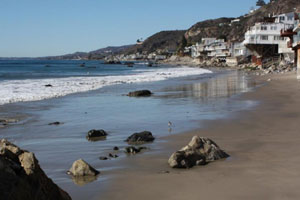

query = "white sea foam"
[0,67,212,105]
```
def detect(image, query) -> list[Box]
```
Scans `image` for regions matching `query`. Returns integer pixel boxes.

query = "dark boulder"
[125,131,155,144]
[127,90,152,97]
[113,146,119,151]
[0,139,71,200]
[168,136,229,169]
[86,129,108,141]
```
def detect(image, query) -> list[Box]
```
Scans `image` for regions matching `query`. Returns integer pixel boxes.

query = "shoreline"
[0,65,257,199]
[99,71,300,200]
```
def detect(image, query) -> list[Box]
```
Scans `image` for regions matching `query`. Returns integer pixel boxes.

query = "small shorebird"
[168,121,172,127]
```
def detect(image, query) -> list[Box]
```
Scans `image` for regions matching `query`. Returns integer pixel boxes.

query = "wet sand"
[100,72,300,200]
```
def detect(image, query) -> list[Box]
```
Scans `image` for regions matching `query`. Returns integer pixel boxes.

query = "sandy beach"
[99,72,300,200]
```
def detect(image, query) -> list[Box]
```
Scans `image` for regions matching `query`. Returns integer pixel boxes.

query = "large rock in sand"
[125,131,155,144]
[0,139,71,200]
[68,159,99,177]
[168,136,229,168]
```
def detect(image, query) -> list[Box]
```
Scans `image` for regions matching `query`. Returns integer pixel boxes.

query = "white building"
[185,38,217,58]
[292,12,300,78]
[243,12,295,65]
[230,42,249,57]
[205,39,230,58]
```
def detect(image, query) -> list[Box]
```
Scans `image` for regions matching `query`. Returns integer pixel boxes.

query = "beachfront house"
[226,42,251,66]
[184,38,217,58]
[205,39,230,60]
[230,42,250,57]
[186,38,240,61]
[292,12,300,78]
[243,12,295,66]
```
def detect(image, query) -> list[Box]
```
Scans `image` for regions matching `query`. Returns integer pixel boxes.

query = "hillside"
[121,30,186,55]
[185,0,300,43]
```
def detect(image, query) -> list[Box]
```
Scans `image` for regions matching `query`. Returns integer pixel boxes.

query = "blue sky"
[0,0,258,57]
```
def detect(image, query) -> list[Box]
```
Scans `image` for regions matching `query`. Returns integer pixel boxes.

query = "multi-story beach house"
[230,42,250,57]
[226,42,251,66]
[184,38,217,58]
[243,12,295,66]
[205,39,230,59]
[292,12,300,78]
[186,38,232,60]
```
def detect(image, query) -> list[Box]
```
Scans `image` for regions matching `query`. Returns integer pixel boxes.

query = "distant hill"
[41,45,134,60]
[121,30,186,55]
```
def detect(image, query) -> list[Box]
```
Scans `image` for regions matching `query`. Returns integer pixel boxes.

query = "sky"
[0,0,259,57]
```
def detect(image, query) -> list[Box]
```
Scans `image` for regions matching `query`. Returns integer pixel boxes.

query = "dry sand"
[99,72,300,200]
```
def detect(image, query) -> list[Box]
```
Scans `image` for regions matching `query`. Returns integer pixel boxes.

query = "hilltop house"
[243,12,295,66]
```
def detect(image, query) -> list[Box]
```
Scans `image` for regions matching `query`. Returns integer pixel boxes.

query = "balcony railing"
[280,28,296,37]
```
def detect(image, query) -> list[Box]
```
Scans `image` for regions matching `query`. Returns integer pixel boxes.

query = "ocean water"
[0,60,257,199]
[0,60,211,105]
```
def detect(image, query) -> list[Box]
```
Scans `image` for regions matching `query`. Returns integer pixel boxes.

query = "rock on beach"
[168,136,229,168]
[0,139,71,200]
[68,159,99,177]
[125,131,155,144]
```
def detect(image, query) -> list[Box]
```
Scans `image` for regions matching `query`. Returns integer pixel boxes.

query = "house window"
[261,35,268,40]
[271,26,277,30]
[279,16,285,21]
[274,36,284,41]
[261,26,267,31]
[288,16,293,21]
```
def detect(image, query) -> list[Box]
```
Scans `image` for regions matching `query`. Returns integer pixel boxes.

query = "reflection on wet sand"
[71,175,98,186]
[158,71,254,100]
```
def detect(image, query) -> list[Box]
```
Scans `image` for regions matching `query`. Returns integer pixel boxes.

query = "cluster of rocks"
[65,130,155,184]
[0,139,71,200]
[125,146,147,154]
[238,62,296,75]
[168,136,229,168]
[260,63,296,75]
